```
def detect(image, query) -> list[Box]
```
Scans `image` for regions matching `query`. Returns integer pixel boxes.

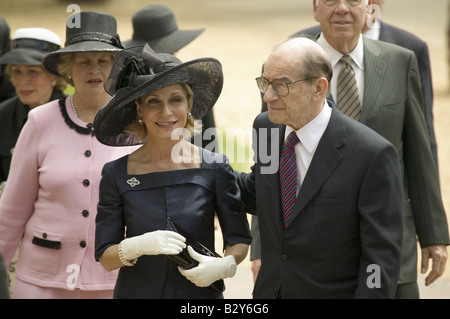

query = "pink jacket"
[0,97,137,291]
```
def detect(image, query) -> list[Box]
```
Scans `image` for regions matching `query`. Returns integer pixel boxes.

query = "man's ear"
[313,0,320,22]
[312,78,329,101]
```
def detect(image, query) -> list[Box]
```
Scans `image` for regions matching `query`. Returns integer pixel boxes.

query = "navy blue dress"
[95,149,252,299]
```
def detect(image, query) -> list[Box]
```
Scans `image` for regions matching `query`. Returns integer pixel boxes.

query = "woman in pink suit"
[0,11,136,299]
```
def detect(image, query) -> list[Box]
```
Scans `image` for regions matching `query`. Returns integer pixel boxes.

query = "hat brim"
[42,41,123,76]
[94,57,222,146]
[123,29,204,54]
[0,49,48,66]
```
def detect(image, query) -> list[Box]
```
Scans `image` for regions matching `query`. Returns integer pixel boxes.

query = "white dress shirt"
[284,101,332,192]
[317,34,365,108]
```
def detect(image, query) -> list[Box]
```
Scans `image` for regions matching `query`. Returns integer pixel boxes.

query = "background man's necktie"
[280,131,300,229]
[337,55,361,121]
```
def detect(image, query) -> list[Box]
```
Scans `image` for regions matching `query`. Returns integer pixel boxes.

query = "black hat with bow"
[93,43,223,146]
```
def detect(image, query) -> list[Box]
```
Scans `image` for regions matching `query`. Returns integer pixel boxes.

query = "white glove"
[178,246,237,287]
[120,230,186,261]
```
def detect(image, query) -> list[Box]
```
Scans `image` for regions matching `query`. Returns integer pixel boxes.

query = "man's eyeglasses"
[255,76,316,97]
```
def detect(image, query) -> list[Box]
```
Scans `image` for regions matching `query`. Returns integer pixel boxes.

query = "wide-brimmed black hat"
[0,27,61,66]
[93,43,223,146]
[123,5,204,54]
[42,11,123,76]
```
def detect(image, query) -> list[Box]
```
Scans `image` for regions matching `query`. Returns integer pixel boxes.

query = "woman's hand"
[121,230,186,260]
[178,246,237,287]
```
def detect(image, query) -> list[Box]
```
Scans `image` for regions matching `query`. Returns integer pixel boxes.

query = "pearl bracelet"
[118,242,137,267]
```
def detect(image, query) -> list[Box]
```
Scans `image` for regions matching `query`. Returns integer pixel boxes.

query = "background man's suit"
[238,104,403,298]
[355,38,448,284]
[330,36,448,288]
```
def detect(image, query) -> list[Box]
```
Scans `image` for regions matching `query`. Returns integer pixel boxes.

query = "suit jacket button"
[281,254,288,261]
[82,179,90,187]
[79,240,86,248]
[82,210,89,217]
[84,150,92,157]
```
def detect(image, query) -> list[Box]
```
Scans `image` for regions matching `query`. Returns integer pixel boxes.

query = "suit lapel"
[361,38,387,123]
[284,106,345,229]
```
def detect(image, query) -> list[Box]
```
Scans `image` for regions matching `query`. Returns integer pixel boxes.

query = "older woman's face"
[70,52,113,97]
[10,65,56,109]
[136,84,190,142]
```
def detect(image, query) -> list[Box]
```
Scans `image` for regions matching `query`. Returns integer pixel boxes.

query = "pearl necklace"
[70,95,78,117]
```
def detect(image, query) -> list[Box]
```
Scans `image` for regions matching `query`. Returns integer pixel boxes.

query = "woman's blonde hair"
[56,52,116,86]
[5,64,67,92]
[125,83,200,142]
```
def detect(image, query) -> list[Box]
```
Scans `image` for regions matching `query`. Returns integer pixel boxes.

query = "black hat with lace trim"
[93,43,223,146]
[42,11,123,76]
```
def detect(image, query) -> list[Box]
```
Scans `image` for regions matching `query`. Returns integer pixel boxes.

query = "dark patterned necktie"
[337,55,361,121]
[280,131,300,229]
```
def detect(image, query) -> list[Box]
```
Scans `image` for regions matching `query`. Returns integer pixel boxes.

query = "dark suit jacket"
[238,104,403,298]
[290,22,437,166]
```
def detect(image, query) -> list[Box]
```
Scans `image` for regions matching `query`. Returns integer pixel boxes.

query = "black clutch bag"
[166,217,225,293]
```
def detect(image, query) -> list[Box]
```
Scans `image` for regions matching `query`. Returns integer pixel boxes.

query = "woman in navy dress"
[94,44,251,298]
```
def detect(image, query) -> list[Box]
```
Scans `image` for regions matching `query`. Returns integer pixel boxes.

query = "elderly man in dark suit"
[253,3,447,297]
[254,0,448,299]
[237,36,403,298]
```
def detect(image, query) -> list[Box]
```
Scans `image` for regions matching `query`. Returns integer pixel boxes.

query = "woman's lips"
[156,121,177,128]
[87,78,102,86]
[19,90,35,97]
